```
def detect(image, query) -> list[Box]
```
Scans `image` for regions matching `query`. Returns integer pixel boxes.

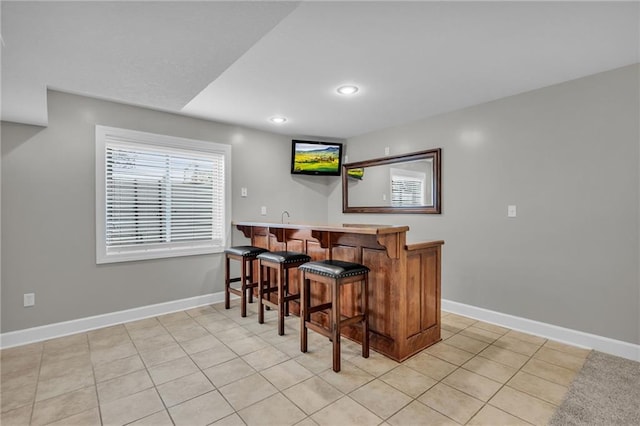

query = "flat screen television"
[290,140,343,176]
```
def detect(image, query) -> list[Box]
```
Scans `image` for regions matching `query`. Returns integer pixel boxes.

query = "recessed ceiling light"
[270,116,287,124]
[337,85,359,95]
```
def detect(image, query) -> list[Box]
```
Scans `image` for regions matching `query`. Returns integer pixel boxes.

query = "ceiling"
[2,1,639,139]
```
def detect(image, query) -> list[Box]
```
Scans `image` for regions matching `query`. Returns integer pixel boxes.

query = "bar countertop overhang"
[232,221,410,235]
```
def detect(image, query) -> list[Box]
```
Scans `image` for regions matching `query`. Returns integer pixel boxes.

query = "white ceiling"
[2,1,639,139]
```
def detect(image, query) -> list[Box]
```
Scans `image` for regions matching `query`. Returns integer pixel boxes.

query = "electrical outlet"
[261,206,267,216]
[24,293,35,307]
[384,147,390,156]
[241,187,248,197]
[508,205,517,218]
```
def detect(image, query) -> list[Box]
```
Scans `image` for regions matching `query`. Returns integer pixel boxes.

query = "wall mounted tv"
[291,140,343,176]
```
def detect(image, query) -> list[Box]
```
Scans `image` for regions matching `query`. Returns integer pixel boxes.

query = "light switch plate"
[24,293,35,307]
[508,205,517,218]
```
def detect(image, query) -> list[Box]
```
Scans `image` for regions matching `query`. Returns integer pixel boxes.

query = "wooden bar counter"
[233,221,444,362]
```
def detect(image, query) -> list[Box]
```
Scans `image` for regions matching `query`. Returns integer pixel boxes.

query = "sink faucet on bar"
[281,210,290,224]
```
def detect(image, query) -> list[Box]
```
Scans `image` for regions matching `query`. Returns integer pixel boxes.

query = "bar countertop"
[232,221,410,235]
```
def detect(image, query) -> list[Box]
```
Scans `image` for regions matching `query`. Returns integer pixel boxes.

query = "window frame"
[95,125,231,264]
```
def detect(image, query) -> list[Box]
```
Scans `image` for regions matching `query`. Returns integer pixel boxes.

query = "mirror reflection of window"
[390,168,426,207]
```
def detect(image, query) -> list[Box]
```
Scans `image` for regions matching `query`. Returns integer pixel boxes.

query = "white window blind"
[96,126,230,263]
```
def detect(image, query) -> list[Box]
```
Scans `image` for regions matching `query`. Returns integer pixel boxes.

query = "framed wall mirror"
[342,148,441,214]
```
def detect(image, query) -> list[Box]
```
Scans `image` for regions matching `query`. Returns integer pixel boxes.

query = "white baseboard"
[2,294,638,363]
[0,292,227,349]
[442,299,640,362]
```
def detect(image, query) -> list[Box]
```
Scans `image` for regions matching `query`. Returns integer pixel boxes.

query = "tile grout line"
[438,318,542,425]
[459,320,575,425]
[160,310,252,424]
[162,306,311,424]
[125,320,175,426]
[88,333,106,426]
[476,320,559,425]
[227,306,382,423]
[215,306,345,424]
[27,340,45,426]
[188,308,263,423]
[444,320,503,425]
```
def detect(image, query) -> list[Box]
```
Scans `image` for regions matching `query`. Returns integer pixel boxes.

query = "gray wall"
[330,64,640,345]
[3,66,639,347]
[1,91,334,332]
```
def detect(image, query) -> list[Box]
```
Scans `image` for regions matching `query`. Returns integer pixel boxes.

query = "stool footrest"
[308,302,332,314]
[261,286,278,295]
[284,293,300,303]
[261,293,300,309]
[261,299,278,310]
[228,282,258,293]
[303,314,365,336]
[227,288,243,297]
[305,321,331,339]
[339,314,365,328]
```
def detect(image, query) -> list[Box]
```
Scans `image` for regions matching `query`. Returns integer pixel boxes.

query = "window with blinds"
[96,126,231,263]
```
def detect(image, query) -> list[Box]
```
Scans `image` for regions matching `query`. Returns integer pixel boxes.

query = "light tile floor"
[0,301,591,426]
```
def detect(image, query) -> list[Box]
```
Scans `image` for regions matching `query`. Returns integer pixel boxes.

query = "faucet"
[281,210,290,224]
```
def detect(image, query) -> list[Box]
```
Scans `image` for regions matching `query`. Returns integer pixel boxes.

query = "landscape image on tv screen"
[291,141,342,175]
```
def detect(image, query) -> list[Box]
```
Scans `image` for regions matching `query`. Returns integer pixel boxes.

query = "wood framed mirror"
[342,148,441,214]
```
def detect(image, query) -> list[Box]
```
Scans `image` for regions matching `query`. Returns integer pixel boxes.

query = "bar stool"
[224,245,268,317]
[299,260,369,372]
[257,251,311,335]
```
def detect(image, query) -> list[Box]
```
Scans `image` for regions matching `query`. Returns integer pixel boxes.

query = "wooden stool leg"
[278,265,285,336]
[362,273,369,358]
[264,267,272,311]
[300,274,308,353]
[332,280,341,372]
[224,255,231,309]
[247,259,254,304]
[284,269,290,317]
[240,257,248,317]
[258,262,265,324]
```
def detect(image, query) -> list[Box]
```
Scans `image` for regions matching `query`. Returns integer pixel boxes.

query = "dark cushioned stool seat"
[257,251,311,335]
[299,260,370,278]
[224,245,268,317]
[257,251,312,265]
[225,245,268,258]
[299,259,370,372]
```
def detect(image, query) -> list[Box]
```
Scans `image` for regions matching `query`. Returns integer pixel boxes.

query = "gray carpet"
[549,350,640,426]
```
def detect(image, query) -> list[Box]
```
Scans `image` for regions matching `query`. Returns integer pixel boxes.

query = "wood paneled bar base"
[233,221,444,362]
